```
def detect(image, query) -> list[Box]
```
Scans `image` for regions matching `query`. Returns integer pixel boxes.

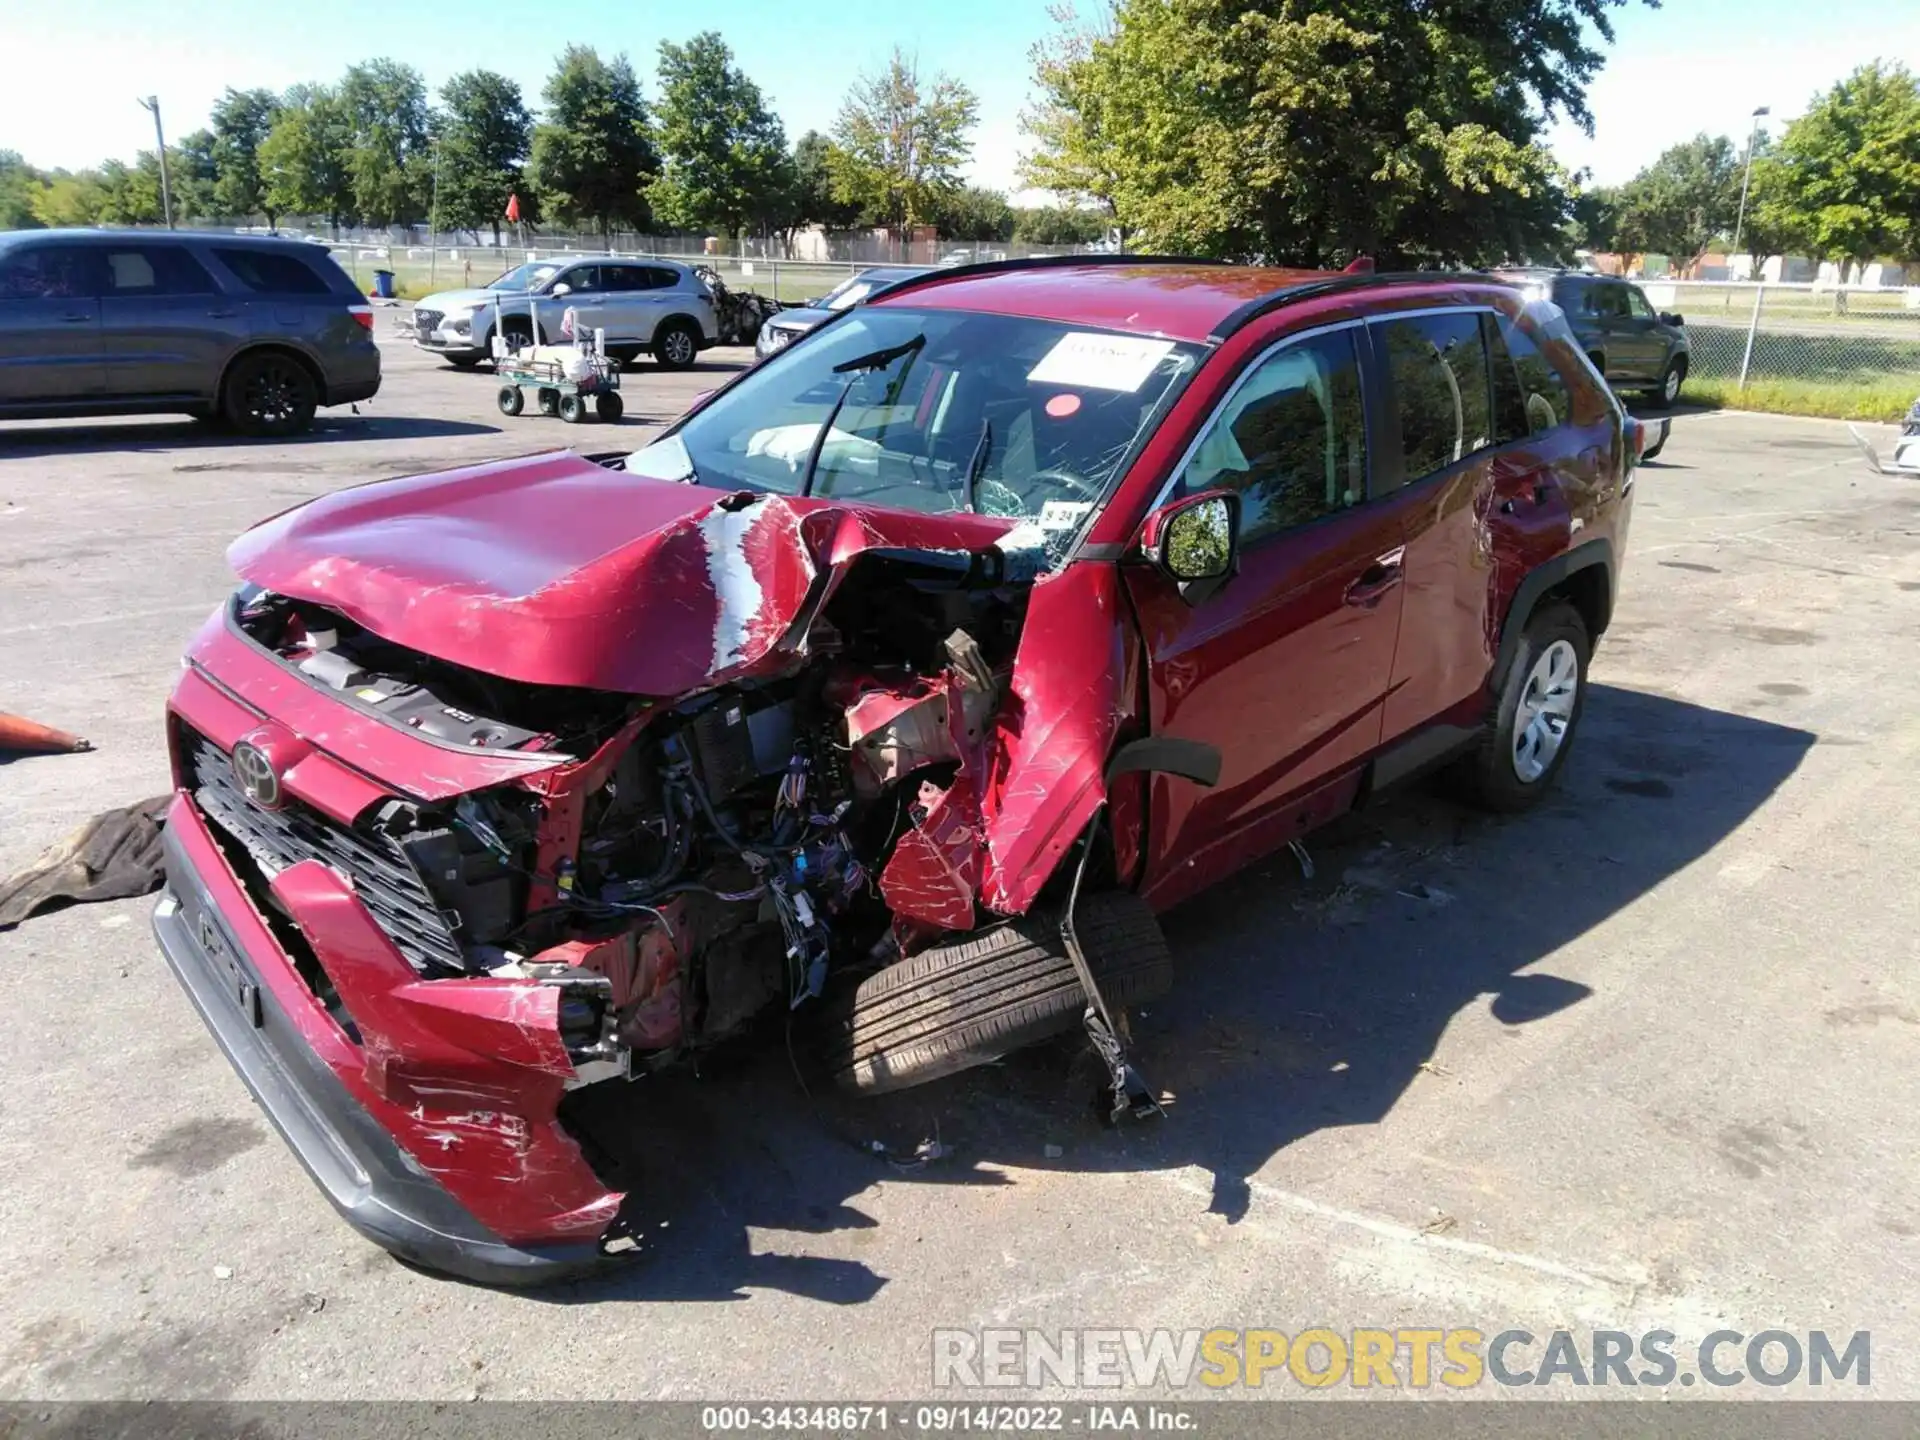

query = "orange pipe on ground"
[0,712,92,754]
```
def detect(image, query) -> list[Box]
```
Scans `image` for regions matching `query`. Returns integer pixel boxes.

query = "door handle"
[59,312,92,323]
[1343,547,1405,605]
[207,306,240,318]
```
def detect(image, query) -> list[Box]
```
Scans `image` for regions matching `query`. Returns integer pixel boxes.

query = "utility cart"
[491,308,624,423]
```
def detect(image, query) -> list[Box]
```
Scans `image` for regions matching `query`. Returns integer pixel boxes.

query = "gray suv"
[0,230,381,436]
[1499,269,1690,407]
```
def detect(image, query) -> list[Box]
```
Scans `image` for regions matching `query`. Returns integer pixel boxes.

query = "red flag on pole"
[505,192,522,223]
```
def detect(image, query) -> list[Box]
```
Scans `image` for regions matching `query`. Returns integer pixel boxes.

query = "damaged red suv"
[153,258,1644,1282]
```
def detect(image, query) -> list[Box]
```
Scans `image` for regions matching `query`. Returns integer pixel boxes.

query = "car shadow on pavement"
[0,414,499,459]
[534,683,1814,1308]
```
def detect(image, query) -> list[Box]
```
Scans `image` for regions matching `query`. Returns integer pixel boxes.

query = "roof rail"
[1205,269,1502,343]
[865,251,1232,304]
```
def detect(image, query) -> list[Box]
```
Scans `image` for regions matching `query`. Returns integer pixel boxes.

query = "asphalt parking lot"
[2,331,1918,1401]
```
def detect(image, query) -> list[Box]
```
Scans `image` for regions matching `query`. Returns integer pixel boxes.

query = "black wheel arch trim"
[1491,537,1614,692]
[218,341,324,401]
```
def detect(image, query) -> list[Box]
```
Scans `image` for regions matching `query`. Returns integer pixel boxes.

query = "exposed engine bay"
[228,541,1039,1082]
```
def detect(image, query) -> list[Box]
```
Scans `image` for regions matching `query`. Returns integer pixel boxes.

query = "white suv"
[413,256,720,370]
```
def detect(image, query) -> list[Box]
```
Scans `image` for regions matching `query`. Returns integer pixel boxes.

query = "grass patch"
[1684,375,1916,422]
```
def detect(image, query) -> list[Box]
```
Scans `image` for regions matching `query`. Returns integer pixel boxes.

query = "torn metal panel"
[977,562,1134,915]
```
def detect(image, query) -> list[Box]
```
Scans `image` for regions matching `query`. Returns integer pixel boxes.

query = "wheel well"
[656,314,700,338]
[1536,562,1611,643]
[219,343,322,401]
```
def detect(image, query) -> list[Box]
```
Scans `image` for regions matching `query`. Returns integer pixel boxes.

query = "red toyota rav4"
[152,258,1645,1282]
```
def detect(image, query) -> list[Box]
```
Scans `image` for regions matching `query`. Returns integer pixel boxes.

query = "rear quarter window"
[213,247,341,296]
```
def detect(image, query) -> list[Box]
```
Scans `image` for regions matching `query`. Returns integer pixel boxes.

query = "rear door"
[1621,285,1668,377]
[1127,321,1407,906]
[1370,306,1506,741]
[96,241,248,401]
[0,243,104,404]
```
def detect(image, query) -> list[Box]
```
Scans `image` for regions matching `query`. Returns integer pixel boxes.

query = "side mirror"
[1660,312,1683,327]
[1139,488,1240,605]
[551,283,573,298]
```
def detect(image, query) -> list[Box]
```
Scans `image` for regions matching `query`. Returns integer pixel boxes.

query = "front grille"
[186,732,464,974]
[413,308,442,336]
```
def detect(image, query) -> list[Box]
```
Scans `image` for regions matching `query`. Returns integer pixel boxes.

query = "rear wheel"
[445,354,484,371]
[496,385,524,416]
[817,893,1174,1096]
[653,319,700,371]
[1454,602,1590,813]
[557,392,586,424]
[1648,354,1687,409]
[221,351,318,437]
[536,388,560,416]
[594,391,624,423]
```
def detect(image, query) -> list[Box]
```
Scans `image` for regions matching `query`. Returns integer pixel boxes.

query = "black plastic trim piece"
[1106,736,1223,788]
[1206,270,1505,345]
[863,252,1233,306]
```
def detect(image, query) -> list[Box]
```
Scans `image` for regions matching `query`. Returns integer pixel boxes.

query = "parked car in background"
[412,257,720,371]
[0,229,379,436]
[152,256,1652,1284]
[1497,269,1690,406]
[753,265,932,358]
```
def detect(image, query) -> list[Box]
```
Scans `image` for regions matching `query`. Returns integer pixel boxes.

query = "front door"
[1125,322,1406,909]
[97,242,249,401]
[0,243,104,404]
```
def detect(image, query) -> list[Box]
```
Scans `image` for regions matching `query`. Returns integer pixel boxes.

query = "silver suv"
[413,256,720,371]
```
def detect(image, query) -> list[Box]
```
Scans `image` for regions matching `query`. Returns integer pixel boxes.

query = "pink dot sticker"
[1045,392,1082,419]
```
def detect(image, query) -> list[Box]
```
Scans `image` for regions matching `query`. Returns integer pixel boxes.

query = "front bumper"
[152,797,620,1286]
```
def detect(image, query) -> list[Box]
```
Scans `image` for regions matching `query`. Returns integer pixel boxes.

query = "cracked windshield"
[627,308,1202,554]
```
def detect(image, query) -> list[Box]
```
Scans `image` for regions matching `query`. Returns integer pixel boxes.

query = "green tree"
[339,59,432,227]
[1611,134,1740,270]
[29,170,110,227]
[790,130,864,229]
[1768,60,1920,276]
[529,46,658,239]
[0,151,45,230]
[829,48,978,233]
[1021,0,1641,265]
[260,84,355,231]
[436,69,532,241]
[648,32,791,242]
[1012,204,1109,245]
[1565,183,1621,253]
[932,184,1014,241]
[210,87,282,225]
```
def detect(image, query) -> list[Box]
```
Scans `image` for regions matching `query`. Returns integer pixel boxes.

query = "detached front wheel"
[817,892,1174,1096]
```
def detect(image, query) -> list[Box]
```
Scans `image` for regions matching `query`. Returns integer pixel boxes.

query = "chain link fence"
[1646,281,1920,413]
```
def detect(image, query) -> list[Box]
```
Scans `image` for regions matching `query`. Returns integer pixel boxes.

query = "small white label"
[1027,332,1176,393]
[740,262,756,277]
[1037,499,1094,530]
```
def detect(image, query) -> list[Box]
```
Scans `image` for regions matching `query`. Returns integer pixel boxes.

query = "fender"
[1491,537,1614,691]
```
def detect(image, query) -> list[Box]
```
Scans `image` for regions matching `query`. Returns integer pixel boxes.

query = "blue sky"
[5,0,1917,200]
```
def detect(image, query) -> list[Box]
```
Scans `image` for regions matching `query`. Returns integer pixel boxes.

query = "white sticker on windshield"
[1027,332,1176,393]
[1038,499,1094,530]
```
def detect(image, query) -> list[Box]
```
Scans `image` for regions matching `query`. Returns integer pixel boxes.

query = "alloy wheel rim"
[247,363,298,424]
[1511,639,1578,783]
[1665,366,1681,401]
[665,329,694,364]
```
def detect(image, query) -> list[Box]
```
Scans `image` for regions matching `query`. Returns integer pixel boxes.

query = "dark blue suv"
[0,230,381,436]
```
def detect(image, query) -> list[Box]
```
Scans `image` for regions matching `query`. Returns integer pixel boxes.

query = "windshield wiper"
[800,334,926,498]
[961,419,991,513]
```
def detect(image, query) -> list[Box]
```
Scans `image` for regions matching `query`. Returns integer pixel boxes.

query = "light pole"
[136,95,173,228]
[1731,104,1770,268]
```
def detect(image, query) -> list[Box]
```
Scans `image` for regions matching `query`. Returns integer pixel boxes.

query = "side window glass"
[104,246,217,296]
[646,267,679,290]
[0,246,97,300]
[1495,310,1571,435]
[212,249,330,295]
[1484,315,1529,445]
[1176,328,1367,545]
[559,266,599,293]
[1627,287,1655,320]
[1376,311,1493,483]
[601,266,642,292]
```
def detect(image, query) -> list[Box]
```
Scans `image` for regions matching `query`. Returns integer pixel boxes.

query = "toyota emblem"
[230,741,283,810]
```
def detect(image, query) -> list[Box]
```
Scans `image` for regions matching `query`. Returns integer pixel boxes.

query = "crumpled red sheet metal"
[229,454,1020,697]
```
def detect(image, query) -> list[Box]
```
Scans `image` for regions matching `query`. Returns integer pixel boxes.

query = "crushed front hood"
[229,450,1023,695]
